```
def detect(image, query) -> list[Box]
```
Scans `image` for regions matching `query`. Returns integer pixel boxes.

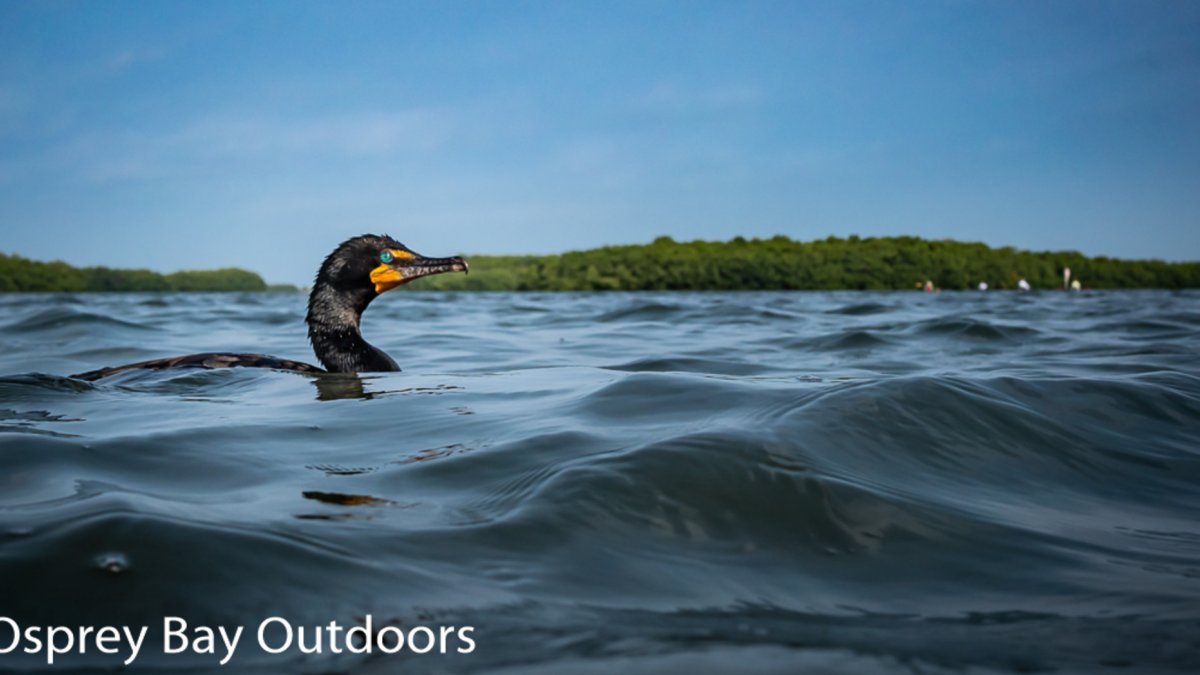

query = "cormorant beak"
[370,249,469,293]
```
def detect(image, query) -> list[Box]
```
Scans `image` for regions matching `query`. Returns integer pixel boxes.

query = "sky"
[1,1,1197,284]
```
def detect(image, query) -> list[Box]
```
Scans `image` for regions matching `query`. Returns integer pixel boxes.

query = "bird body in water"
[70,235,467,381]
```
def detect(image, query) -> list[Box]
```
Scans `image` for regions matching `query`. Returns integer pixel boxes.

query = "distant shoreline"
[4,236,1198,292]
[416,235,1200,291]
[0,253,299,293]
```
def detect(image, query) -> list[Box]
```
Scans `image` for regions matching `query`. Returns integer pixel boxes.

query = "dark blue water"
[1,291,1198,674]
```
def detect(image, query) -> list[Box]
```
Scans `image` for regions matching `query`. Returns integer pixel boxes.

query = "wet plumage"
[70,235,467,381]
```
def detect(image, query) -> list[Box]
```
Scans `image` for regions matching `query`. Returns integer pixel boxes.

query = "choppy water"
[1,290,1198,674]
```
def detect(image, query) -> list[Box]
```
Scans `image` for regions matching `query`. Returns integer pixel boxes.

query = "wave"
[825,301,893,316]
[602,357,770,376]
[910,316,1040,341]
[3,307,155,333]
[596,301,688,322]
[802,329,897,351]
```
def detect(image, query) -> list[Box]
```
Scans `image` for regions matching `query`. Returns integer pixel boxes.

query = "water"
[1,290,1198,674]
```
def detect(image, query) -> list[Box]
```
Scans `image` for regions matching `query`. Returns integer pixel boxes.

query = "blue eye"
[379,251,394,263]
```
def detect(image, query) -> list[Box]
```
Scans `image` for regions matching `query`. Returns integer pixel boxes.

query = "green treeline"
[0,253,276,292]
[5,236,1197,292]
[415,235,1200,291]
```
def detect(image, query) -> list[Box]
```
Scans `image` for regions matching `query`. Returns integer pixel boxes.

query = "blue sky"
[1,1,1197,284]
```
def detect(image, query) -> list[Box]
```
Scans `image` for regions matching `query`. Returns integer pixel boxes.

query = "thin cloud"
[1,108,461,184]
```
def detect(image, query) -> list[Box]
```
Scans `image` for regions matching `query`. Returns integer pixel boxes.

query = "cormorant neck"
[305,282,399,373]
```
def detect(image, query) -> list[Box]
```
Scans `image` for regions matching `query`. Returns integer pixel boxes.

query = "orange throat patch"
[369,264,405,293]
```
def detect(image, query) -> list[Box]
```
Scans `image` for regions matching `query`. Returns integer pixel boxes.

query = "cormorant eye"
[379,251,394,264]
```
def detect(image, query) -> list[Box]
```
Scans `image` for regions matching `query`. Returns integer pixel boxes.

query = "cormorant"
[70,234,467,381]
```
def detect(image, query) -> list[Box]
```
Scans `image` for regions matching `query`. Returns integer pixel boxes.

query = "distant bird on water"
[70,235,468,380]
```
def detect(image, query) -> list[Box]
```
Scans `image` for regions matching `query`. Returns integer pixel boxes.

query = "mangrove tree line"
[415,235,1200,291]
[0,253,273,292]
[4,236,1197,292]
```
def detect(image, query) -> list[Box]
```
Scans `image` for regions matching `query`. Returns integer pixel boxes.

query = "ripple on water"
[4,307,155,334]
[801,330,898,351]
[910,316,1040,341]
[825,301,893,316]
[602,356,770,376]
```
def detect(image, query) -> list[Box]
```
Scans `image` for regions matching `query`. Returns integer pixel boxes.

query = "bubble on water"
[94,552,130,575]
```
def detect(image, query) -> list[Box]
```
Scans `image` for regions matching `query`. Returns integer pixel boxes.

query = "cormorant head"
[315,234,468,296]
